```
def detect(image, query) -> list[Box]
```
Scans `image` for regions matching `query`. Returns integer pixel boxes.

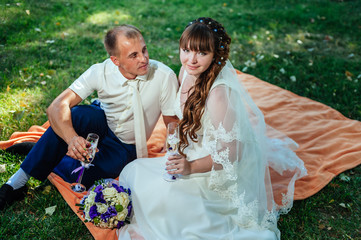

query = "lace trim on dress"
[204,120,286,231]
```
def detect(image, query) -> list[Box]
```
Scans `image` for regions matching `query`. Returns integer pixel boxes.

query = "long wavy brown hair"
[178,17,231,156]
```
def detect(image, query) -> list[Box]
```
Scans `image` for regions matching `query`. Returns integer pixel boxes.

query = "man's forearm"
[47,102,78,145]
[46,88,83,145]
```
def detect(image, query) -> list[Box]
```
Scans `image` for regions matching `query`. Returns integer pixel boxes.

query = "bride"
[118,17,307,240]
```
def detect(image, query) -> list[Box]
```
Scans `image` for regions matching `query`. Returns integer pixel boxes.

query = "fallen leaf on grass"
[20,101,28,107]
[339,173,350,182]
[318,224,326,230]
[339,203,352,209]
[26,10,30,15]
[42,185,52,195]
[47,69,56,76]
[329,183,339,188]
[0,164,6,173]
[345,70,354,77]
[45,205,57,216]
[12,110,25,121]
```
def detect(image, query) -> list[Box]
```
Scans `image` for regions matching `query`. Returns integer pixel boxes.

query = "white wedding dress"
[117,61,307,240]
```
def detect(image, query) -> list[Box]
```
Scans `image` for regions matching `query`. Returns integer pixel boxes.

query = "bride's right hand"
[166,155,191,175]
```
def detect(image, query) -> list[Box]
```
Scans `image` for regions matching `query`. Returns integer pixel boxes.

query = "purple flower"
[89,205,99,219]
[117,221,125,229]
[94,185,103,193]
[95,191,106,204]
[100,206,118,222]
[112,183,125,193]
[127,202,132,216]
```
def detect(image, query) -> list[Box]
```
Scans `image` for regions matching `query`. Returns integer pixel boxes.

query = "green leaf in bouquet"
[115,204,123,212]
[93,217,100,224]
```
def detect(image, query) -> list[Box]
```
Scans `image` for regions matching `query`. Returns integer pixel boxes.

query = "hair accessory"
[221,57,224,60]
[213,29,218,32]
[218,61,221,65]
[220,45,224,49]
[199,19,203,23]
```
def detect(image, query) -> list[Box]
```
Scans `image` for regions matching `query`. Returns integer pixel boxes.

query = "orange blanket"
[1,72,361,240]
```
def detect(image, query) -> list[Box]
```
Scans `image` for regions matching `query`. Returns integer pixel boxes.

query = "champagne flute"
[71,133,99,192]
[163,122,180,182]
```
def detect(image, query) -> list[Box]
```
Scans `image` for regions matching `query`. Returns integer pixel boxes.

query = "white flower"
[87,191,96,203]
[290,76,297,82]
[118,192,130,206]
[116,209,128,221]
[96,203,108,214]
[102,187,117,200]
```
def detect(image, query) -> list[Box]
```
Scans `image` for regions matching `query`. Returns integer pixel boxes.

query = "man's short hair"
[104,24,142,56]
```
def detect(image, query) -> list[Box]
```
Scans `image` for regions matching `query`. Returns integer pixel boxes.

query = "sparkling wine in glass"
[163,122,180,182]
[71,133,99,192]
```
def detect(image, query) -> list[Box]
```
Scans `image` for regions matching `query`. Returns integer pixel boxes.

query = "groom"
[0,24,179,210]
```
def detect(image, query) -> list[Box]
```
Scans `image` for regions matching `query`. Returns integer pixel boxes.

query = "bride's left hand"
[166,154,191,175]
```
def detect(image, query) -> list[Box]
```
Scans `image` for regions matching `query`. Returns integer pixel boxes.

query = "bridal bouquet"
[77,179,132,229]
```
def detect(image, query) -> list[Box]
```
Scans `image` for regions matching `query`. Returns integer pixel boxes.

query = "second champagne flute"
[71,133,99,192]
[163,122,180,182]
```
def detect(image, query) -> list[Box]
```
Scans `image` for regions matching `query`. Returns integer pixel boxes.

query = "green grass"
[1,0,360,239]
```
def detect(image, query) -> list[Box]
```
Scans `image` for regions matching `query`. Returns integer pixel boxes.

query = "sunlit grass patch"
[0,87,47,140]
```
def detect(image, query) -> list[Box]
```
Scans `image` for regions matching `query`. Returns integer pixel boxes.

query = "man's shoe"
[0,184,28,211]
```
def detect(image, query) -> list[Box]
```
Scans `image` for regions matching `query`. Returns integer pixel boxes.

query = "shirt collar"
[112,65,128,86]
[110,59,154,86]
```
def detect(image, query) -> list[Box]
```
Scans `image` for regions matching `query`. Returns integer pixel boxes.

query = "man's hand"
[66,135,88,161]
